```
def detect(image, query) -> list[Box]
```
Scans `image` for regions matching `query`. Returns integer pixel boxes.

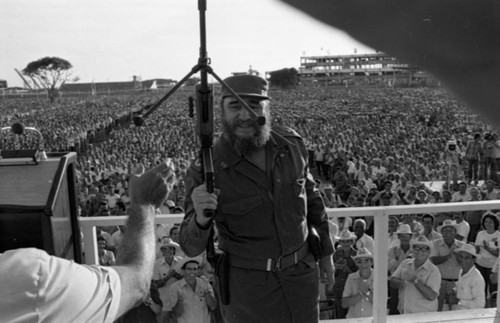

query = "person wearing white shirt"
[390,236,441,314]
[353,219,374,254]
[475,212,500,302]
[453,212,470,242]
[448,244,485,310]
[346,158,356,185]
[451,182,472,202]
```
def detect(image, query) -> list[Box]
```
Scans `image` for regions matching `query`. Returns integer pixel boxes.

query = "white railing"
[79,200,500,322]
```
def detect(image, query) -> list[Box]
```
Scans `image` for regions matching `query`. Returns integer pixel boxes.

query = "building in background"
[297,53,437,87]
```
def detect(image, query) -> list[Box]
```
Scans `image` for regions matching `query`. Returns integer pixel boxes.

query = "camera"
[446,140,457,152]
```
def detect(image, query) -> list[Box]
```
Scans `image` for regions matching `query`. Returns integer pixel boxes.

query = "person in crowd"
[341,247,374,318]
[474,212,500,303]
[447,244,486,310]
[97,235,116,266]
[0,161,175,322]
[163,257,216,323]
[388,216,401,250]
[353,219,374,253]
[333,171,352,202]
[387,224,415,315]
[488,134,500,183]
[153,238,184,322]
[372,180,401,206]
[430,219,466,311]
[466,187,484,243]
[91,201,110,217]
[464,133,483,185]
[429,191,442,204]
[451,182,472,202]
[179,75,334,323]
[483,180,500,201]
[332,229,358,319]
[322,184,343,208]
[400,213,422,235]
[108,225,126,256]
[315,144,325,178]
[390,235,441,314]
[421,214,442,242]
[402,185,419,205]
[453,212,470,242]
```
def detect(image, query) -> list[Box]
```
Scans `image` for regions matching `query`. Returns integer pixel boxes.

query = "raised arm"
[112,161,176,317]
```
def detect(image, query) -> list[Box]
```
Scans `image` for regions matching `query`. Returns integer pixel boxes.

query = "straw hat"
[160,238,180,253]
[454,243,478,258]
[395,224,413,235]
[410,235,432,249]
[352,247,373,260]
[175,256,204,272]
[338,229,356,241]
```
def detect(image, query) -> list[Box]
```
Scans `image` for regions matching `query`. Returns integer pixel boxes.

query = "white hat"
[395,224,413,235]
[160,238,180,253]
[454,243,478,258]
[410,235,433,249]
[175,256,203,272]
[352,247,373,260]
[338,229,356,241]
[441,219,457,231]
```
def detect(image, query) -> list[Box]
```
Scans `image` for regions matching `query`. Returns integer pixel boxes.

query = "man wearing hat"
[387,224,414,314]
[430,219,465,311]
[342,248,374,318]
[180,74,334,323]
[391,235,441,314]
[322,184,342,208]
[153,238,184,321]
[164,257,216,323]
[332,230,358,319]
[447,244,485,310]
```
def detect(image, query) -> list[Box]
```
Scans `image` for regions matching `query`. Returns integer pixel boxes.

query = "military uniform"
[180,125,333,323]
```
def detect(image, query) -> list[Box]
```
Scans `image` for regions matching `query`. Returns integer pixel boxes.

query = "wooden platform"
[0,158,60,206]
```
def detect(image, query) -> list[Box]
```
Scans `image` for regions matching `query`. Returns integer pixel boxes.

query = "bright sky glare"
[1,0,374,87]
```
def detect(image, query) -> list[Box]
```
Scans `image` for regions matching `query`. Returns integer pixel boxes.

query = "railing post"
[372,208,388,323]
[80,221,99,265]
[497,269,500,312]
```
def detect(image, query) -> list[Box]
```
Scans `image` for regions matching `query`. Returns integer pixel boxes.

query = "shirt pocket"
[221,194,262,215]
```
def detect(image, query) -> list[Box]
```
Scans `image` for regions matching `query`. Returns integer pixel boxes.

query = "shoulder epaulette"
[272,125,302,139]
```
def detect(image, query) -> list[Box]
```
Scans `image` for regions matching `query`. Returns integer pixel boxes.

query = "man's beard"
[222,114,272,156]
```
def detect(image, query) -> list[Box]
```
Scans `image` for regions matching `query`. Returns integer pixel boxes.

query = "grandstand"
[298,52,436,87]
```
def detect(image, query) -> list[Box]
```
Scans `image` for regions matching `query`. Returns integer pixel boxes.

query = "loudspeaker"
[0,152,82,263]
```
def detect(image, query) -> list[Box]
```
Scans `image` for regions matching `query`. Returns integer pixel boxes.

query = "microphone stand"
[136,0,265,206]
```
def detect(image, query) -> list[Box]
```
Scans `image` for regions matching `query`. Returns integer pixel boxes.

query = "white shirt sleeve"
[0,248,121,323]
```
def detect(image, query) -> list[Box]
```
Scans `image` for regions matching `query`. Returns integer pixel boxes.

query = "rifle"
[134,0,266,306]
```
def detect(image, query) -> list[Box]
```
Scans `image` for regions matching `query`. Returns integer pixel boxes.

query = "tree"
[22,57,73,103]
[268,68,299,88]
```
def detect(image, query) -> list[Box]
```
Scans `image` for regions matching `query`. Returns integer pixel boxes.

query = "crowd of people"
[2,84,500,321]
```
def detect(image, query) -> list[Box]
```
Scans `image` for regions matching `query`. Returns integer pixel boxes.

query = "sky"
[1,0,374,87]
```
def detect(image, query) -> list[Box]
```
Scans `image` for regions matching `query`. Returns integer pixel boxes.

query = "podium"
[0,152,82,263]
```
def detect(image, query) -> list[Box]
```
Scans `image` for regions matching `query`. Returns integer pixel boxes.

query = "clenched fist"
[129,160,176,208]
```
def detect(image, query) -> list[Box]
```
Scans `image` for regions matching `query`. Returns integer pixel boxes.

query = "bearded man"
[179,75,334,323]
